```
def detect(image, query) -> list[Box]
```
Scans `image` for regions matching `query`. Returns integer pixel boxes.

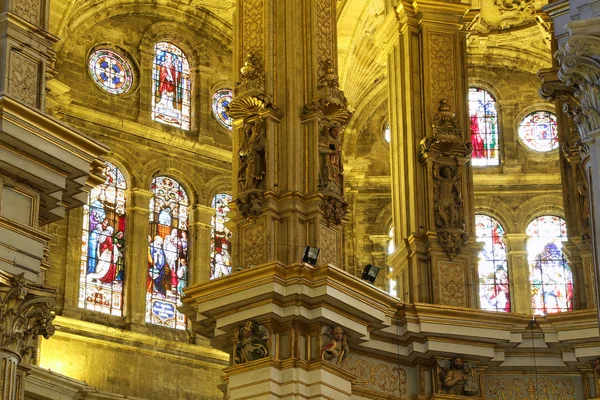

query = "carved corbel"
[0,274,56,366]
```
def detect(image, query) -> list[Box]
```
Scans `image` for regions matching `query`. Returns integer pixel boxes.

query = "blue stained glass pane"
[211,89,233,130]
[88,50,134,95]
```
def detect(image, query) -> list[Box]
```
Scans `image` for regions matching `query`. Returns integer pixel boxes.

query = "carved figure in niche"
[320,197,348,226]
[235,192,263,219]
[238,118,266,192]
[233,321,269,365]
[318,125,344,195]
[321,325,349,365]
[438,355,479,396]
[433,165,464,229]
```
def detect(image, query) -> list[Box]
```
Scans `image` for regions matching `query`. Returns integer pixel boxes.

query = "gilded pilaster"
[229,0,351,270]
[387,1,479,307]
[124,189,153,326]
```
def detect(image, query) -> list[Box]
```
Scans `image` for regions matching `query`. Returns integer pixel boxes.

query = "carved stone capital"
[0,274,56,366]
[556,34,600,139]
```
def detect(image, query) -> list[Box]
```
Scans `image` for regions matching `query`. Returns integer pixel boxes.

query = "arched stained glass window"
[152,42,191,130]
[147,176,189,329]
[210,193,232,280]
[468,88,499,166]
[212,89,233,130]
[526,216,572,314]
[88,49,133,95]
[79,162,126,315]
[475,215,509,312]
[518,111,558,152]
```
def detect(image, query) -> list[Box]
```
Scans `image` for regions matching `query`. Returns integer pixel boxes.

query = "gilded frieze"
[342,357,407,396]
[487,377,575,400]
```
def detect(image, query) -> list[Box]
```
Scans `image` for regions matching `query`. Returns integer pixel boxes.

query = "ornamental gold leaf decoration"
[342,357,407,396]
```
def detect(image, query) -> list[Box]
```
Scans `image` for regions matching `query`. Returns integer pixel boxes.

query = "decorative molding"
[319,224,337,267]
[242,220,266,267]
[429,33,455,113]
[487,377,575,400]
[315,0,334,64]
[435,261,466,306]
[241,0,264,66]
[495,0,536,30]
[0,274,56,366]
[10,0,42,27]
[228,54,275,120]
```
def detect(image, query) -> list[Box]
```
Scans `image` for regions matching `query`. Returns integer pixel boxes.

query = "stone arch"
[140,159,207,205]
[373,202,393,236]
[515,194,564,233]
[205,175,233,208]
[474,195,515,233]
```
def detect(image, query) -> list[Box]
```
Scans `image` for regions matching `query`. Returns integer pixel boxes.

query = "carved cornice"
[0,274,56,365]
[556,34,600,139]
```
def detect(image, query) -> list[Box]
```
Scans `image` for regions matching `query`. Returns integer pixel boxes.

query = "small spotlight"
[361,264,380,284]
[302,246,320,266]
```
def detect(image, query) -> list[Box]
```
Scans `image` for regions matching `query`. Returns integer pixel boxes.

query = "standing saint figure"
[440,355,478,396]
[434,166,463,229]
[318,125,343,195]
[157,52,181,111]
[238,119,266,191]
[87,226,117,283]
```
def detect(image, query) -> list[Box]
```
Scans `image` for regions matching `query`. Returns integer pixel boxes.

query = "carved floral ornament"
[0,274,56,366]
[556,34,600,139]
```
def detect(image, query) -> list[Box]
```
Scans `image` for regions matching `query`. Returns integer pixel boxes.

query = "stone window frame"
[514,105,559,156]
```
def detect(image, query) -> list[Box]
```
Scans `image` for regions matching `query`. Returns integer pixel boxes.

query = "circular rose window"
[88,49,134,95]
[518,111,558,152]
[211,88,233,130]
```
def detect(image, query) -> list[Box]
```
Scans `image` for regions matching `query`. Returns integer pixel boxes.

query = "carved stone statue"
[433,165,464,230]
[321,325,349,366]
[235,192,263,219]
[318,125,343,196]
[233,320,269,365]
[438,355,479,396]
[238,118,266,192]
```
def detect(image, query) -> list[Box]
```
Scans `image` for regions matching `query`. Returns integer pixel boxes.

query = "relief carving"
[11,0,42,27]
[319,225,337,266]
[342,357,407,396]
[315,0,334,64]
[233,320,269,365]
[321,325,348,366]
[495,0,535,30]
[429,33,455,112]
[436,261,466,306]
[0,274,56,366]
[238,117,266,192]
[318,124,344,196]
[241,0,264,64]
[433,165,464,230]
[487,377,575,400]
[9,52,39,108]
[242,221,266,267]
[438,356,479,396]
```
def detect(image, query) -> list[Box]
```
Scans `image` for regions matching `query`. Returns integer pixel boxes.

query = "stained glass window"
[475,215,509,312]
[526,216,572,314]
[468,88,499,166]
[211,89,233,130]
[210,194,232,279]
[79,162,126,315]
[88,49,134,95]
[147,176,189,329]
[518,111,559,152]
[384,124,391,143]
[151,42,191,130]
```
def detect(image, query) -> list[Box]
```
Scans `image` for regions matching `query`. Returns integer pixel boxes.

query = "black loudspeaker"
[361,264,380,284]
[302,246,320,266]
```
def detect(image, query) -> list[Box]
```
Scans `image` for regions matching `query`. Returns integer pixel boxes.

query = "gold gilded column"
[227,0,351,270]
[387,1,480,307]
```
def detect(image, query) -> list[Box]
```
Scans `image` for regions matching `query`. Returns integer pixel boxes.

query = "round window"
[88,49,134,95]
[211,89,233,130]
[518,111,558,152]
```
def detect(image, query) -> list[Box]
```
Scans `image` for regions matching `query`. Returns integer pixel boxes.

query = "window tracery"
[468,88,499,166]
[79,161,126,315]
[518,111,558,152]
[526,216,572,314]
[210,193,232,280]
[475,215,509,312]
[151,42,191,130]
[147,176,189,329]
[88,49,134,95]
[212,89,233,130]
